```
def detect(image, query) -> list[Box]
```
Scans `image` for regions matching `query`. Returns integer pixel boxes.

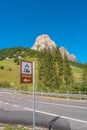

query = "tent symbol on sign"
[24,64,30,73]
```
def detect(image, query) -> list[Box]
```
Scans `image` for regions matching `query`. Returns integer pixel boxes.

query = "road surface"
[0,88,87,130]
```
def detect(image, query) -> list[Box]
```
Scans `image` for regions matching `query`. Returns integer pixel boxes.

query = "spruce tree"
[38,49,55,91]
[38,49,46,90]
[52,47,63,90]
[44,48,56,91]
[63,54,74,91]
[82,63,87,91]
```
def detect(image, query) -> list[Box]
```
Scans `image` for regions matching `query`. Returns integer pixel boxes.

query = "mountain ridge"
[32,34,77,62]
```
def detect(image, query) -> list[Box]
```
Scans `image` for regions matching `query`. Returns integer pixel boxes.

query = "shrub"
[9,67,12,71]
[0,65,4,69]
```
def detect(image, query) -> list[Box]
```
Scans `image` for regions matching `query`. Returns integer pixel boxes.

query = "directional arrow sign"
[23,79,30,83]
[20,60,33,84]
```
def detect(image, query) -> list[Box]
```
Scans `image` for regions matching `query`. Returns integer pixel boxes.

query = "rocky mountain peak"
[31,34,56,51]
[59,47,77,62]
[31,34,77,62]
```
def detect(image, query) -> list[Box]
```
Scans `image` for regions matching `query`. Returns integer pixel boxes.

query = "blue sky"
[0,0,87,63]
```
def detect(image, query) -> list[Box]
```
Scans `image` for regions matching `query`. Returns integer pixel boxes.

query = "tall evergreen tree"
[44,49,56,91]
[82,63,87,90]
[52,47,63,90]
[63,54,74,91]
[38,49,46,90]
[38,49,55,91]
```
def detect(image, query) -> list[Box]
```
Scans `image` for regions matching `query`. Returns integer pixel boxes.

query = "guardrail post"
[79,91,81,100]
[57,90,59,98]
[67,91,69,100]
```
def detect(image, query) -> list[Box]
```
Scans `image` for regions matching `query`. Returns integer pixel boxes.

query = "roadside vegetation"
[3,125,31,130]
[0,46,87,93]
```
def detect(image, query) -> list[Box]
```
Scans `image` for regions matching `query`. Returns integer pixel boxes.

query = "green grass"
[71,65,83,72]
[0,58,38,90]
[4,124,30,130]
[0,59,19,84]
[71,65,82,79]
[0,58,83,89]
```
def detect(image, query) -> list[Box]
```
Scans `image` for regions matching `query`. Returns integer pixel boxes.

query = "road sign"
[20,60,35,130]
[20,60,33,84]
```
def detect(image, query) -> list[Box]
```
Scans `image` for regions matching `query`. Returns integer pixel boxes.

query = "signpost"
[20,60,35,130]
[20,60,33,84]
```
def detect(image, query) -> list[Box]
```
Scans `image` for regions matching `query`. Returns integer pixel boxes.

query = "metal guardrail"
[0,88,87,100]
[19,90,87,100]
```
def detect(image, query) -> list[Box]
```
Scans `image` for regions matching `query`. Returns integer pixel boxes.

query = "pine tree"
[44,49,56,91]
[38,49,46,90]
[82,63,87,91]
[38,49,55,91]
[63,54,74,91]
[52,47,63,90]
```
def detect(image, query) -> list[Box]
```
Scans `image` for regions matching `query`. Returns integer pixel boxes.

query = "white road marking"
[12,105,18,108]
[24,107,87,124]
[37,101,87,110]
[1,93,87,110]
[5,102,9,105]
[0,100,87,124]
[24,107,32,111]
[26,99,87,110]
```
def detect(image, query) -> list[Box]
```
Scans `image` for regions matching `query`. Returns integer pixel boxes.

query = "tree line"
[0,47,39,61]
[37,47,87,92]
[37,47,74,92]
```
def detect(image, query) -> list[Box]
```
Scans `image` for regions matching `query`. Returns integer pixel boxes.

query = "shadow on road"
[49,116,71,130]
[0,109,71,130]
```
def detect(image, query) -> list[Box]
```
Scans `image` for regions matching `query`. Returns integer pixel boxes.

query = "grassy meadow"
[0,58,82,90]
[71,65,82,79]
[0,58,38,90]
[0,59,19,87]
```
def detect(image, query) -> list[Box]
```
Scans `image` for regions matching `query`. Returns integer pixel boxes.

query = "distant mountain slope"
[31,34,77,62]
[0,47,39,60]
[59,47,76,62]
[0,46,83,68]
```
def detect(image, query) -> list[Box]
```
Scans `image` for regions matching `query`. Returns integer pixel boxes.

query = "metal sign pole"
[20,60,35,129]
[33,62,35,130]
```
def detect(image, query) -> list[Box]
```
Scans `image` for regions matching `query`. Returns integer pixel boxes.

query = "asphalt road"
[0,88,87,130]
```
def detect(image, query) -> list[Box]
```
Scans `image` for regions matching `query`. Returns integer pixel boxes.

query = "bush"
[9,67,12,71]
[0,65,4,69]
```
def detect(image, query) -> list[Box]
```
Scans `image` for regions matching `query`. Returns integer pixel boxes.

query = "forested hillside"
[0,46,84,67]
[0,47,40,60]
[0,46,86,92]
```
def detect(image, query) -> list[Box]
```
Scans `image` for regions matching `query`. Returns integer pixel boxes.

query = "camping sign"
[20,60,33,84]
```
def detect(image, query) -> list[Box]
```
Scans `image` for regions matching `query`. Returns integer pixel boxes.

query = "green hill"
[0,46,40,60]
[0,47,83,91]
